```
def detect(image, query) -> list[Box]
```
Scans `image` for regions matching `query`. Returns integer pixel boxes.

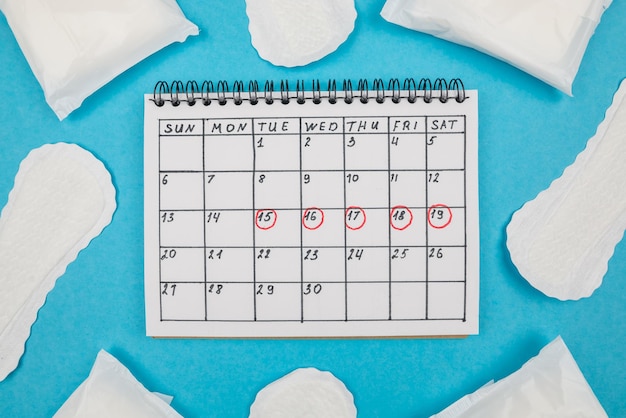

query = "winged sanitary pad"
[54,350,182,418]
[507,80,626,300]
[246,0,356,67]
[430,336,607,417]
[250,368,357,418]
[0,143,116,381]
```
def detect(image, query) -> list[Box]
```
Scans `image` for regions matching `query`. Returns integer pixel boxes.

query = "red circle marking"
[427,204,453,229]
[255,209,277,230]
[390,205,414,231]
[302,207,325,230]
[345,206,366,230]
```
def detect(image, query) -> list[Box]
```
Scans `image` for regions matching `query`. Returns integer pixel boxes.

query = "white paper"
[0,143,116,381]
[54,350,182,418]
[381,0,611,95]
[431,336,608,417]
[143,88,479,338]
[507,79,626,300]
[249,368,357,418]
[246,0,356,67]
[0,0,198,120]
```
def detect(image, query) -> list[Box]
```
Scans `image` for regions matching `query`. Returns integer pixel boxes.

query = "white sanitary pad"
[0,0,198,120]
[507,79,626,300]
[430,336,607,417]
[249,368,357,418]
[0,143,116,381]
[246,0,356,67]
[54,350,183,418]
[381,0,611,95]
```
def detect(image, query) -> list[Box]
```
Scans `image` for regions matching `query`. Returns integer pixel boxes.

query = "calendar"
[144,79,479,337]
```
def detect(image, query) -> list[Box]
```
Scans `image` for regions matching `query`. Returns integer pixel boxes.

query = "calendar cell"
[254,171,301,209]
[301,208,345,247]
[301,132,344,170]
[255,282,301,321]
[344,117,388,134]
[205,247,254,282]
[160,119,204,136]
[254,209,301,247]
[160,210,204,247]
[427,207,466,246]
[206,283,254,321]
[205,210,253,247]
[428,246,466,281]
[344,133,389,170]
[391,282,427,320]
[160,172,205,210]
[302,247,346,283]
[389,117,426,134]
[427,282,466,320]
[390,221,427,246]
[254,247,301,283]
[426,170,466,208]
[254,118,300,135]
[345,208,390,247]
[389,170,426,208]
[205,134,254,171]
[389,133,427,170]
[345,247,389,282]
[346,282,390,320]
[426,133,466,170]
[205,172,253,210]
[160,136,203,171]
[301,171,344,209]
[390,207,426,247]
[345,171,389,208]
[390,247,426,282]
[254,134,301,171]
[302,282,346,321]
[160,282,205,321]
[160,247,205,282]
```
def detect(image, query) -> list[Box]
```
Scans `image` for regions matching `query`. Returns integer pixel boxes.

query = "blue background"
[1,1,625,416]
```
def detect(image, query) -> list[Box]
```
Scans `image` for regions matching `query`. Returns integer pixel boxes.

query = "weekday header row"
[160,116,465,136]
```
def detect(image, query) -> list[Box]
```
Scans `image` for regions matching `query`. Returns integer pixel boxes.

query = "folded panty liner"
[380,0,611,95]
[430,336,608,417]
[0,0,199,120]
[246,0,357,67]
[507,79,626,300]
[0,143,116,381]
[53,350,182,418]
[249,368,357,418]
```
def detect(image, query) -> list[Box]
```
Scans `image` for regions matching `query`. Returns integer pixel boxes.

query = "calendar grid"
[146,93,479,337]
[157,115,470,322]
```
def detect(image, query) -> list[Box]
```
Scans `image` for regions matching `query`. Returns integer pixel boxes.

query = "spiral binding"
[151,78,466,107]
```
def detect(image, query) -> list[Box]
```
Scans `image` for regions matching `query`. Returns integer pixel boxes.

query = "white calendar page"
[144,89,479,337]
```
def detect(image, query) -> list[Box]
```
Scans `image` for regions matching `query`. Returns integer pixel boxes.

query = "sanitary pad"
[0,143,116,381]
[430,336,607,417]
[246,0,356,67]
[54,350,182,418]
[507,79,626,300]
[0,0,198,120]
[381,0,611,95]
[250,368,357,418]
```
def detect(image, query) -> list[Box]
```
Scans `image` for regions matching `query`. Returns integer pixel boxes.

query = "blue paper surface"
[0,1,625,417]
